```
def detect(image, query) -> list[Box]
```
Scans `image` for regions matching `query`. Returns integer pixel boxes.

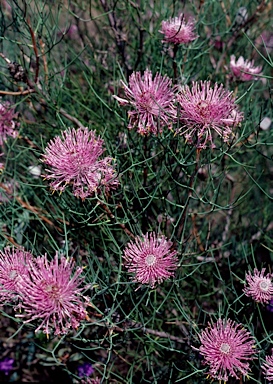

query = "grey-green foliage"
[0,0,272,382]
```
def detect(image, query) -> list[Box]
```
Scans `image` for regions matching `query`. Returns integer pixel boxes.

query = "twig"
[59,108,85,128]
[0,89,35,96]
[216,0,267,74]
[176,148,201,241]
[191,213,205,252]
[110,319,186,344]
[27,18,40,83]
[99,201,135,239]
[172,44,179,84]
[39,38,48,84]
[99,0,131,77]
[0,52,85,129]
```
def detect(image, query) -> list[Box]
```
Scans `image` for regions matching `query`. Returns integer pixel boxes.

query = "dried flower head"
[243,268,273,304]
[230,55,262,82]
[42,127,119,199]
[262,354,273,381]
[113,69,177,135]
[0,179,18,203]
[197,318,256,381]
[177,81,243,148]
[123,232,178,288]
[16,253,89,335]
[0,100,19,145]
[0,247,33,304]
[159,14,198,45]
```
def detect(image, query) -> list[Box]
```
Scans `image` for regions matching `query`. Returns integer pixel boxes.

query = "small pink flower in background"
[196,318,256,381]
[113,69,177,135]
[0,247,33,304]
[262,354,273,381]
[0,100,19,146]
[42,127,119,199]
[243,268,273,304]
[16,253,88,335]
[177,81,243,148]
[123,232,178,288]
[230,55,262,81]
[159,14,198,45]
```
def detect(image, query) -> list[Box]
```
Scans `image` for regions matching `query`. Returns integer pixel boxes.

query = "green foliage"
[0,0,273,382]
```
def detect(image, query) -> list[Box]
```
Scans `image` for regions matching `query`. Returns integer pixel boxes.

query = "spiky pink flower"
[0,247,33,304]
[177,81,243,148]
[230,55,262,81]
[197,318,256,381]
[243,268,273,304]
[113,69,177,135]
[123,232,178,288]
[262,354,273,381]
[0,100,19,145]
[159,14,198,45]
[42,127,119,199]
[16,253,88,335]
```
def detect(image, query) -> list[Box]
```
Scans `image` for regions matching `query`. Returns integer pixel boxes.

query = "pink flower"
[0,247,33,304]
[159,14,198,45]
[197,318,256,381]
[113,69,177,135]
[230,55,262,81]
[0,100,19,146]
[16,253,89,335]
[262,354,273,381]
[243,268,273,304]
[177,81,243,148]
[42,127,119,199]
[123,232,178,288]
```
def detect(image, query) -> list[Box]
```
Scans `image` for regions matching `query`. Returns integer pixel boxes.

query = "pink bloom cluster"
[0,247,88,335]
[243,268,273,304]
[159,14,198,45]
[177,81,243,148]
[230,55,262,82]
[0,100,19,146]
[113,69,177,135]
[262,354,273,381]
[115,72,243,148]
[197,318,257,381]
[42,127,119,199]
[0,248,32,303]
[123,232,178,288]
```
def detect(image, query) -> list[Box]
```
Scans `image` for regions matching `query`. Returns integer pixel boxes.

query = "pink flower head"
[42,127,119,199]
[177,80,243,148]
[0,247,33,304]
[230,55,262,81]
[0,100,19,146]
[197,318,256,381]
[243,268,273,304]
[113,69,177,136]
[159,14,198,45]
[16,253,89,335]
[262,354,273,381]
[123,232,178,288]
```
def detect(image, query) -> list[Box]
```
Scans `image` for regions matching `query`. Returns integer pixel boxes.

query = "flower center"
[145,254,156,266]
[259,280,270,292]
[197,100,211,120]
[45,283,61,301]
[220,343,231,354]
[139,92,160,114]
